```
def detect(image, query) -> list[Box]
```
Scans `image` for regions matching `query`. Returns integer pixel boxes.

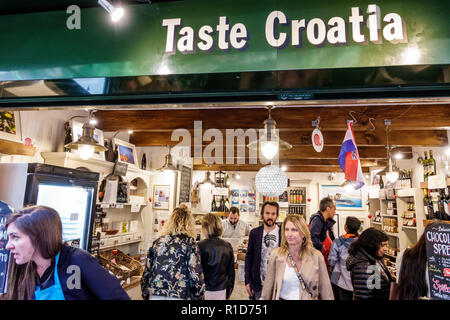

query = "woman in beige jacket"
[261,215,334,300]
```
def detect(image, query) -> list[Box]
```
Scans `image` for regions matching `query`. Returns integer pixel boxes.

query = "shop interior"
[1,97,449,299]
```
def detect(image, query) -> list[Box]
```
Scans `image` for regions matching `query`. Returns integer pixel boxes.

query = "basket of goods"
[97,249,144,281]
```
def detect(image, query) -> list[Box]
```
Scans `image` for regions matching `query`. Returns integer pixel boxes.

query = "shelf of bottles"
[401,197,417,228]
[287,187,306,217]
[211,195,230,213]
[393,170,412,189]
[382,217,398,234]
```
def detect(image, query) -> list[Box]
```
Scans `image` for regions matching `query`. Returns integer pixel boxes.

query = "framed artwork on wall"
[112,138,138,168]
[70,120,105,160]
[153,185,170,210]
[319,184,363,210]
[0,111,22,142]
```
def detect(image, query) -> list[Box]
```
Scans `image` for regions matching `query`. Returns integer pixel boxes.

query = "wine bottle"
[113,145,119,163]
[219,196,225,212]
[429,150,436,177]
[211,197,217,212]
[423,151,429,182]
[299,190,303,204]
[443,188,450,220]
[141,153,147,170]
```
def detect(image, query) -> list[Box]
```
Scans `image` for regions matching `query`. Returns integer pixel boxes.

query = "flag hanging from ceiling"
[338,122,365,189]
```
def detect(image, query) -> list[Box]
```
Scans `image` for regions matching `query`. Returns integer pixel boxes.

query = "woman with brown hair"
[198,213,235,300]
[2,206,129,300]
[261,214,334,300]
[395,232,429,299]
[140,204,205,300]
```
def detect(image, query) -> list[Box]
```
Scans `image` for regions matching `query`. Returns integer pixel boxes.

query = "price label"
[115,203,124,209]
[428,174,446,190]
[131,204,141,212]
[100,203,110,209]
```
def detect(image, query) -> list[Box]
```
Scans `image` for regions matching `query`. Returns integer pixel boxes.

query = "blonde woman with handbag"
[261,215,334,300]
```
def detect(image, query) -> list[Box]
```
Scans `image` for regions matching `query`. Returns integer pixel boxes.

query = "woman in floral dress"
[141,205,205,300]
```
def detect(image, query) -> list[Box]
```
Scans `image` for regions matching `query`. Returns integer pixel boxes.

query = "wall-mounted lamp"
[64,110,107,160]
[98,0,124,23]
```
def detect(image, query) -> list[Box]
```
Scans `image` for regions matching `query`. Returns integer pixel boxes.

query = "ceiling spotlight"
[235,173,241,180]
[128,130,134,134]
[98,0,124,23]
[281,165,287,172]
[89,118,98,125]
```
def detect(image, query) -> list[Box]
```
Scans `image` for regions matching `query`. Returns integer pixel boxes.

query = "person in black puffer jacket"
[198,213,235,300]
[346,228,393,300]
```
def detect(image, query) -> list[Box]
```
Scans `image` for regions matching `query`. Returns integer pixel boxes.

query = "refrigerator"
[0,163,99,251]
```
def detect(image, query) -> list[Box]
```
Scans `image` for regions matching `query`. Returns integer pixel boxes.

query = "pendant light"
[380,120,399,184]
[65,110,108,160]
[247,106,292,160]
[198,171,217,188]
[158,145,179,172]
[255,165,288,197]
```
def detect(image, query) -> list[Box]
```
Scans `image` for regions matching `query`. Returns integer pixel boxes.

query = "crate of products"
[98,249,144,281]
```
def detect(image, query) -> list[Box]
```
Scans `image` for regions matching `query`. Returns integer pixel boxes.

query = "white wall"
[1,109,87,163]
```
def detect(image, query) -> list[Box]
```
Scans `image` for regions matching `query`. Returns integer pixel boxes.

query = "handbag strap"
[287,253,316,299]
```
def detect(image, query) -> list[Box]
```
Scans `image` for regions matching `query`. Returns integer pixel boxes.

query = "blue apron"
[34,252,65,300]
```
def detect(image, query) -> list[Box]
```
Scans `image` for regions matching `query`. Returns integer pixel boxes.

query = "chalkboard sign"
[179,165,192,204]
[425,222,450,300]
[0,201,13,295]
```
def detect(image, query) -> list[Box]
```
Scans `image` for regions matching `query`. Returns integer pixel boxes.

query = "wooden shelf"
[371,221,382,225]
[423,219,450,227]
[382,214,398,218]
[385,232,399,237]
[0,138,36,156]
[402,226,417,230]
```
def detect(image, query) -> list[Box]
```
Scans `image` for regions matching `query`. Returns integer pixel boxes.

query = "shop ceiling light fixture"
[255,165,288,197]
[98,0,125,23]
[65,110,108,160]
[379,120,399,184]
[157,145,179,172]
[247,106,292,160]
[198,171,216,188]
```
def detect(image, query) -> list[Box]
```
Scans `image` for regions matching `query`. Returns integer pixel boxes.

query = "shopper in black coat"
[346,228,393,300]
[198,213,235,300]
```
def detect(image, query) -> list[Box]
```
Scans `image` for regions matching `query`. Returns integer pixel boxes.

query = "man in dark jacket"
[309,197,336,255]
[244,201,281,300]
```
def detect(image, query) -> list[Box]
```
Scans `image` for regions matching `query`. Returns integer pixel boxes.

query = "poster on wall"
[239,204,248,213]
[153,185,170,210]
[231,189,239,205]
[424,223,450,300]
[320,185,363,210]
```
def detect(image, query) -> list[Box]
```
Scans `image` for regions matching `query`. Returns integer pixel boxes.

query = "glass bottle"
[423,151,429,182]
[429,150,437,177]
[211,196,217,212]
[141,153,147,170]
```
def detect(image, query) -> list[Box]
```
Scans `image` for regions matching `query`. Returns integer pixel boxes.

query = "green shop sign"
[0,0,448,81]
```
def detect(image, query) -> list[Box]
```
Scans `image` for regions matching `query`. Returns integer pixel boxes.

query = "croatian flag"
[338,122,365,189]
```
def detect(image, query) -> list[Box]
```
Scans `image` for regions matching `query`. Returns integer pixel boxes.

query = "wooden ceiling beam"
[97,105,450,132]
[190,146,407,160]
[193,165,371,173]
[130,129,448,147]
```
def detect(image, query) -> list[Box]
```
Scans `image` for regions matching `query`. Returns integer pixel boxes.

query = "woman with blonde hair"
[198,213,235,300]
[141,204,205,300]
[261,214,334,300]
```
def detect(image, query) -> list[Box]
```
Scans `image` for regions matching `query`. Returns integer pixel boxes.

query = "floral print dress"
[141,234,205,300]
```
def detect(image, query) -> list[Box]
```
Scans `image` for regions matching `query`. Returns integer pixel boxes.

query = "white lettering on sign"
[163,16,249,54]
[0,253,7,263]
[0,230,7,241]
[163,5,407,55]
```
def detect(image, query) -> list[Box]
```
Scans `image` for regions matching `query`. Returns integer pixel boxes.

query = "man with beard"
[244,201,281,300]
[222,206,250,238]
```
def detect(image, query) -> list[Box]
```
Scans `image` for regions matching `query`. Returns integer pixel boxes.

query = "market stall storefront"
[0,0,449,300]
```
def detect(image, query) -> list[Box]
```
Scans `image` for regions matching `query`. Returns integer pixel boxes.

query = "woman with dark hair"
[198,213,235,300]
[396,232,429,299]
[346,228,393,300]
[2,206,129,300]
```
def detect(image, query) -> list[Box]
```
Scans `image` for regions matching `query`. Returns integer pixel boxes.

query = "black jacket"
[309,211,336,251]
[198,237,235,299]
[346,248,393,300]
[244,226,282,293]
[36,245,129,300]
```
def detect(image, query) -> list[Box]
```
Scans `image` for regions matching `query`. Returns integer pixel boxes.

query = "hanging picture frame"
[319,184,364,210]
[112,138,138,168]
[0,111,22,142]
[153,185,170,210]
[70,120,105,160]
